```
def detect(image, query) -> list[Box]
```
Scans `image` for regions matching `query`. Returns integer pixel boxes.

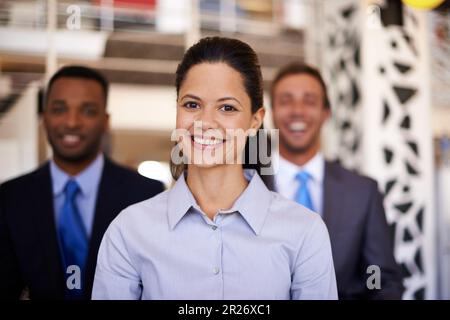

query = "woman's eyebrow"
[217,96,242,106]
[180,94,202,101]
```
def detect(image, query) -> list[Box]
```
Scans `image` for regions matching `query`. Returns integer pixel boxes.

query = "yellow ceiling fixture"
[401,0,445,10]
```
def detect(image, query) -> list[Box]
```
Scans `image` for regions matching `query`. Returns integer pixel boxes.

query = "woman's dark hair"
[172,36,274,189]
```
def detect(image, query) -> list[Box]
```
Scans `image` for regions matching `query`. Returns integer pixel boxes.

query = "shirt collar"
[50,153,104,197]
[167,169,272,235]
[166,171,199,230]
[279,152,325,184]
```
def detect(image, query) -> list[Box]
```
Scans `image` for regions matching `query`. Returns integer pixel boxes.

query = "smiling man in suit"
[270,62,404,299]
[0,65,164,300]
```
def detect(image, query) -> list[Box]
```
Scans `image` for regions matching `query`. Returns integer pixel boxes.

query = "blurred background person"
[0,65,164,300]
[270,62,404,299]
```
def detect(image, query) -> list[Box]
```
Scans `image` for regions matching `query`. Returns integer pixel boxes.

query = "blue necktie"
[58,179,87,299]
[294,171,315,212]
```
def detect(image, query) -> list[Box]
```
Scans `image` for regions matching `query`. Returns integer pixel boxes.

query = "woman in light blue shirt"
[92,37,337,300]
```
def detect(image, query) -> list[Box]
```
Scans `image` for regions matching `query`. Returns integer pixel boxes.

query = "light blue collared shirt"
[92,169,337,300]
[50,153,104,237]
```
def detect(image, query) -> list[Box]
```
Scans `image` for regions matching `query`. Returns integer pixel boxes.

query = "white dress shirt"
[275,153,325,216]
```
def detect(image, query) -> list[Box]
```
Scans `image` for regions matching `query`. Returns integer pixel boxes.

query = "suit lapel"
[30,163,65,297]
[323,161,344,245]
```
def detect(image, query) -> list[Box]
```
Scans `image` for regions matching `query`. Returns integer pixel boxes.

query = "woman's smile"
[191,134,225,150]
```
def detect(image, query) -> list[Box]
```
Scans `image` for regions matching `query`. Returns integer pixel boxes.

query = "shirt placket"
[198,211,224,300]
[211,213,224,300]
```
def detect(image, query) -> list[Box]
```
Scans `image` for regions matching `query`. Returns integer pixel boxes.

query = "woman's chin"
[184,147,244,169]
[188,157,225,168]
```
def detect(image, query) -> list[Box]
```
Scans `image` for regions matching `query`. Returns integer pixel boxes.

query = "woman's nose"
[197,107,218,129]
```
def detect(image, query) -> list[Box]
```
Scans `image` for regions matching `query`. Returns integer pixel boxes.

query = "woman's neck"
[186,164,248,220]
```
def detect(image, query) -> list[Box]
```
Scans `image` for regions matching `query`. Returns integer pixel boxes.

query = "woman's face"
[176,62,264,168]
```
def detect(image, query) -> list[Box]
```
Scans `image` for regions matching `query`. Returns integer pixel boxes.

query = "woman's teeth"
[193,136,223,146]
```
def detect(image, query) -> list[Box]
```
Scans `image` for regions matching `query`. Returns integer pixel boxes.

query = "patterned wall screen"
[322,0,362,170]
[361,5,436,299]
[322,1,436,299]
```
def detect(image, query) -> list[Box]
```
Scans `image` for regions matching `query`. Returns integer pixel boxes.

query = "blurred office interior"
[0,0,449,299]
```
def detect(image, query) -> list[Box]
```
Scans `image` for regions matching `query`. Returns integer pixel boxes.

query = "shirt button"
[213,267,220,275]
[211,226,217,230]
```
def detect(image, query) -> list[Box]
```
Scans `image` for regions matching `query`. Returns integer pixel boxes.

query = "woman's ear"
[251,107,265,131]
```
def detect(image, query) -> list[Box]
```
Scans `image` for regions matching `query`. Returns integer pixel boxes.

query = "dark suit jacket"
[0,157,164,300]
[321,161,403,299]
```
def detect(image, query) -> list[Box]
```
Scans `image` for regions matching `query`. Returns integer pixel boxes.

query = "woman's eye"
[220,104,236,112]
[183,101,200,109]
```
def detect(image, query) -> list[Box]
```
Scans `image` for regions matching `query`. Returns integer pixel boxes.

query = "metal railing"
[0,0,313,36]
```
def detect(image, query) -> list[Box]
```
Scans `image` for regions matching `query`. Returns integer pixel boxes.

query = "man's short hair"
[270,62,331,109]
[45,65,109,107]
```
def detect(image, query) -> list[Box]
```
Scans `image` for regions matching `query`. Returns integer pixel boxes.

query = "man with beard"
[270,63,404,299]
[0,66,164,299]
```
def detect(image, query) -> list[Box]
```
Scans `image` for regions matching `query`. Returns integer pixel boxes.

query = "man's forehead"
[275,76,322,95]
[46,78,106,109]
[50,77,102,89]
[276,90,320,96]
[48,77,104,98]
